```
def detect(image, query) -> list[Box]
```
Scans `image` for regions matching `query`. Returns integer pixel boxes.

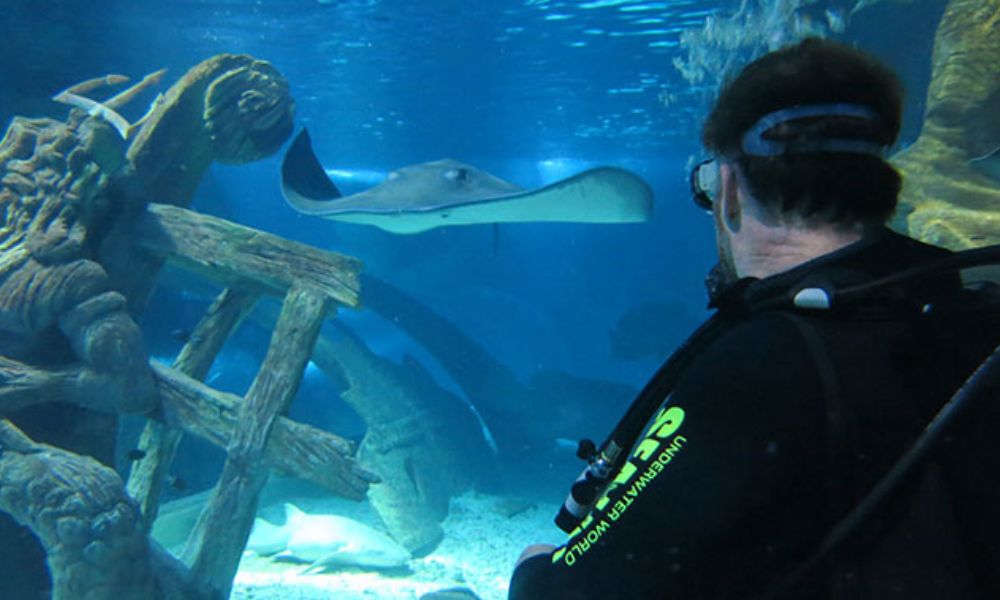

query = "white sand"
[230,491,565,600]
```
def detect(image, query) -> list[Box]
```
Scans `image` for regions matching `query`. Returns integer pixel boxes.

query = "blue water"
[1,0,950,596]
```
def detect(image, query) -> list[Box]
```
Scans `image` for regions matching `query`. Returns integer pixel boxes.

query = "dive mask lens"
[689,158,719,212]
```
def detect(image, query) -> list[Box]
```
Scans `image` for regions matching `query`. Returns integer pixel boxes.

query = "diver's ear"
[718,163,742,233]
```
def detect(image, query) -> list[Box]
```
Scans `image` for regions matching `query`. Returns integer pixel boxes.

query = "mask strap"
[741,103,888,158]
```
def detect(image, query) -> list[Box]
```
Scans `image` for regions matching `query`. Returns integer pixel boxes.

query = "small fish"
[170,328,192,343]
[127,449,147,461]
[553,437,579,452]
[167,475,188,491]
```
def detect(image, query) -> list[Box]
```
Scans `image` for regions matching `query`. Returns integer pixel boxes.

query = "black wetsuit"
[509,229,1000,599]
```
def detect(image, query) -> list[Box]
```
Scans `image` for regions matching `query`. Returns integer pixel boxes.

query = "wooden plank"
[184,285,330,597]
[0,352,376,501]
[151,362,373,499]
[126,287,259,529]
[173,287,260,381]
[134,203,362,308]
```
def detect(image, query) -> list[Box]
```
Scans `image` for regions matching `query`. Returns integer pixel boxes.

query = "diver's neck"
[733,219,866,280]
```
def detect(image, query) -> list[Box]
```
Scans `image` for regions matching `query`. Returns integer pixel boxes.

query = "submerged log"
[135,203,361,307]
[184,285,330,598]
[127,287,260,529]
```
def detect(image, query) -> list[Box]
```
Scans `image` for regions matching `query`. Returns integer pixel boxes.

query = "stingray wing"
[280,129,654,234]
[320,166,654,234]
[420,166,654,229]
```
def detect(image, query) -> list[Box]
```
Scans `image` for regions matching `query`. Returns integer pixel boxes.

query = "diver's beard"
[706,228,739,304]
[705,259,739,305]
[717,222,738,279]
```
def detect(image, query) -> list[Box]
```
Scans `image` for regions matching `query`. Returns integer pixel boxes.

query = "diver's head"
[700,37,903,229]
[696,38,904,281]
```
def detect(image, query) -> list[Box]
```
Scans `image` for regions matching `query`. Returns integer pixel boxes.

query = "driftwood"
[135,203,361,308]
[184,285,331,598]
[0,350,375,498]
[127,287,260,528]
[152,362,374,498]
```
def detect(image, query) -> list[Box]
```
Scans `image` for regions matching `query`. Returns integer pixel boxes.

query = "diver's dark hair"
[702,37,904,226]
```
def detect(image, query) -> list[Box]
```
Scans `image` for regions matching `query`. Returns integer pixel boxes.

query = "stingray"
[280,129,654,233]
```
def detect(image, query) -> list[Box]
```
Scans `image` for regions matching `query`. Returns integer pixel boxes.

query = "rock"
[890,0,1000,249]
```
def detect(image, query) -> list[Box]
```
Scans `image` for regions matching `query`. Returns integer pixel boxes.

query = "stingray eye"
[387,171,400,181]
[444,168,468,182]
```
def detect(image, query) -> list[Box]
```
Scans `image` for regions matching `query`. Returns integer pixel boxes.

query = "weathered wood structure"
[0,54,377,600]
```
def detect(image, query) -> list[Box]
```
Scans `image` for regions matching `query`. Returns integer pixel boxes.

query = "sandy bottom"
[229,491,564,600]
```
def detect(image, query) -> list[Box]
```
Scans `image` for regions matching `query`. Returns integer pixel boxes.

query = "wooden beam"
[126,287,259,529]
[152,362,374,499]
[184,285,330,597]
[134,203,362,308]
[0,351,374,499]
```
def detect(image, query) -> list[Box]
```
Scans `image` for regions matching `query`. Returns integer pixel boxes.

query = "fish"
[280,129,653,234]
[247,503,412,572]
[553,437,580,453]
[166,475,188,491]
[126,449,147,461]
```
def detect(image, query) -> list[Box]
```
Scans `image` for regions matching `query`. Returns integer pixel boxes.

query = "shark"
[247,503,412,572]
[280,129,654,233]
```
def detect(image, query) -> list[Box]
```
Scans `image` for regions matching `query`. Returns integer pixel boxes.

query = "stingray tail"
[281,128,343,202]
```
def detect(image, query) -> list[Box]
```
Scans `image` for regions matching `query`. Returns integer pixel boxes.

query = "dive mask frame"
[689,157,720,213]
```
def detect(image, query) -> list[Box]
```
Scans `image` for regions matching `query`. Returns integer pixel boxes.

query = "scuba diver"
[509,38,1000,599]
